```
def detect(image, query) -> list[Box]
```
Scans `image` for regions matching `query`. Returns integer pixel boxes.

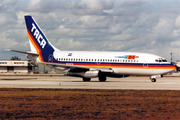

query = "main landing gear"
[83,77,91,82]
[98,76,106,82]
[82,76,107,82]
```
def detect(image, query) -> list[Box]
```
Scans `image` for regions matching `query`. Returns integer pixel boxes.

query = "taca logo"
[31,23,46,49]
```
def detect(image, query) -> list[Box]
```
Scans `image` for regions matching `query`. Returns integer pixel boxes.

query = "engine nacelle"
[84,71,99,78]
[65,70,99,78]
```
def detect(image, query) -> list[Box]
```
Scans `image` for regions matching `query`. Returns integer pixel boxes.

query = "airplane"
[6,15,175,82]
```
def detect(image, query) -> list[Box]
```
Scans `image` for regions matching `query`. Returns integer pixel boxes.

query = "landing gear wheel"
[99,76,106,82]
[83,78,91,82]
[151,78,156,82]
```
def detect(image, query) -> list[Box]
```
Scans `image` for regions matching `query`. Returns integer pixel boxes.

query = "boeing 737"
[7,15,175,82]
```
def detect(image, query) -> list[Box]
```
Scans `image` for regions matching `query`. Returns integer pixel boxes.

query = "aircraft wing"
[41,62,114,73]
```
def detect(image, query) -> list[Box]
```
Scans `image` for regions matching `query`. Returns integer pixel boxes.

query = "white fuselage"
[43,50,176,76]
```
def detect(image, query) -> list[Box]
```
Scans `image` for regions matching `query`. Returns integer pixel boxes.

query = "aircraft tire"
[151,78,156,82]
[99,76,106,82]
[83,78,91,82]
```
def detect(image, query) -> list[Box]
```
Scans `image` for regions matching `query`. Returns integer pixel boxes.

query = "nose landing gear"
[151,78,156,82]
[150,75,162,82]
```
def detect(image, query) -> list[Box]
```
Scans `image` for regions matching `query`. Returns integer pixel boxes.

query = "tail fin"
[25,15,59,62]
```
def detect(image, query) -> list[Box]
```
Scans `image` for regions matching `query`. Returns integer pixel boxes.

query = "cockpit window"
[155,58,167,62]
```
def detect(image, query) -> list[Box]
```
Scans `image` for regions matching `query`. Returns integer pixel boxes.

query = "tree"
[10,56,21,60]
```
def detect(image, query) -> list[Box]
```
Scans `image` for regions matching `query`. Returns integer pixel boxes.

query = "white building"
[0,60,30,74]
[175,61,180,72]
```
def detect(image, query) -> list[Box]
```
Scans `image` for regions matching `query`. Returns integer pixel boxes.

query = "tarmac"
[0,75,180,90]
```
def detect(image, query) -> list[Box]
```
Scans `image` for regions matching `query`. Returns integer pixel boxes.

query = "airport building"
[0,60,32,74]
[0,60,61,74]
[175,61,180,72]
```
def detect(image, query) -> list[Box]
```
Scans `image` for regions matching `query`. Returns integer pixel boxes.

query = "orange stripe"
[27,28,45,62]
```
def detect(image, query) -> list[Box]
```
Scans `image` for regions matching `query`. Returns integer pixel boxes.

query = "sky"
[1,0,180,62]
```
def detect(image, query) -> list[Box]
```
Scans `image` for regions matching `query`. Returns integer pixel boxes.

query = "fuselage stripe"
[51,61,175,69]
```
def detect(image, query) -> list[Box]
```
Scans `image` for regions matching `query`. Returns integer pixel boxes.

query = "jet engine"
[65,70,99,78]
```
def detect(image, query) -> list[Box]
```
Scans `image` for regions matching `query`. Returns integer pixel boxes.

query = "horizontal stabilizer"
[5,49,39,56]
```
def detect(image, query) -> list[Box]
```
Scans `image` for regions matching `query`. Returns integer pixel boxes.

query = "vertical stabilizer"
[25,15,59,62]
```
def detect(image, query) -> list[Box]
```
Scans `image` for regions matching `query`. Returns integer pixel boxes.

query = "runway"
[0,76,180,90]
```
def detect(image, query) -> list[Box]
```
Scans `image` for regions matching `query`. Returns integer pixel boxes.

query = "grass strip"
[0,88,179,119]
